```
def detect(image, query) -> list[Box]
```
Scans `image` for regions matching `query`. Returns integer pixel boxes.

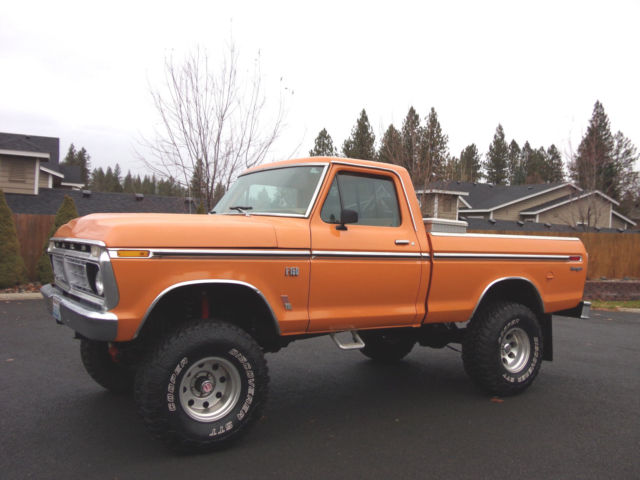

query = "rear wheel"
[462,301,543,396]
[80,339,133,393]
[134,319,268,452]
[360,330,415,362]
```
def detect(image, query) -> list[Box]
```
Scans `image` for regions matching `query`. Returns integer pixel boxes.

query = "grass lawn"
[590,300,640,310]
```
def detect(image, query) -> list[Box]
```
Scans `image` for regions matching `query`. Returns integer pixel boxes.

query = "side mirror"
[336,209,358,230]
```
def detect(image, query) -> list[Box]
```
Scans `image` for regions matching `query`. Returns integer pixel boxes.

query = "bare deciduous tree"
[140,43,286,210]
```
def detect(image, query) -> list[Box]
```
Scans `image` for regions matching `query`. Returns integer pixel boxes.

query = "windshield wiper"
[229,206,253,216]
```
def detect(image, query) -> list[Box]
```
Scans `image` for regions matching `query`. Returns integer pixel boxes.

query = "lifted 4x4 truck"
[42,157,589,451]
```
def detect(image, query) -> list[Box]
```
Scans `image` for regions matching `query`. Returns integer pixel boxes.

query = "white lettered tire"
[462,302,543,396]
[134,319,268,452]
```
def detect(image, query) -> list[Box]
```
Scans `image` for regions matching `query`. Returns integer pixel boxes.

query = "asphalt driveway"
[0,299,638,479]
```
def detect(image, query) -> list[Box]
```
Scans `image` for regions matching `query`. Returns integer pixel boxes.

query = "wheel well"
[136,283,280,352]
[471,278,552,361]
[474,278,544,319]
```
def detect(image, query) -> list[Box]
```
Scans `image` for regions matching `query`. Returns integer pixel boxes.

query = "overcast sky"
[1,0,638,176]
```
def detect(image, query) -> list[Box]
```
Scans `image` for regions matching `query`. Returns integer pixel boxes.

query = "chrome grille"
[51,253,98,298]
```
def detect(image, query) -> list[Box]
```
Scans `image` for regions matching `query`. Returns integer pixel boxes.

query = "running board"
[330,331,365,350]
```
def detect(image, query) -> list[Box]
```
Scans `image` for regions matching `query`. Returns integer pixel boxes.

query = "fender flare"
[135,279,280,339]
[468,276,545,322]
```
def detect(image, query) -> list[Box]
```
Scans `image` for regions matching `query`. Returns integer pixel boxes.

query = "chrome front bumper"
[41,284,118,341]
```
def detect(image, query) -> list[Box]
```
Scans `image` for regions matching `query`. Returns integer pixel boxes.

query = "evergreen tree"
[212,182,227,207]
[190,158,207,204]
[36,195,79,284]
[610,131,640,206]
[0,190,27,287]
[309,128,338,157]
[485,124,509,185]
[524,145,547,184]
[507,140,525,185]
[377,124,403,164]
[342,109,376,160]
[90,167,106,191]
[112,164,123,192]
[61,144,91,186]
[459,144,482,182]
[569,101,617,196]
[418,107,449,185]
[123,171,135,193]
[545,145,565,183]
[400,106,423,178]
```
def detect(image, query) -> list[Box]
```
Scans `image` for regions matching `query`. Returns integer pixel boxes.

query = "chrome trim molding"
[109,248,312,259]
[431,232,581,241]
[434,253,573,261]
[312,250,422,258]
[331,160,419,232]
[137,279,280,339]
[468,276,544,323]
[51,237,107,247]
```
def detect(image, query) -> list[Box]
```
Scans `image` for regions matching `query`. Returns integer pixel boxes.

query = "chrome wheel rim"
[178,356,242,422]
[500,326,531,374]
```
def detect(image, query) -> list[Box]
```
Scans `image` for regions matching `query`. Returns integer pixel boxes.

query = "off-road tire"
[80,339,133,393]
[360,330,415,362]
[134,319,268,452]
[462,301,543,396]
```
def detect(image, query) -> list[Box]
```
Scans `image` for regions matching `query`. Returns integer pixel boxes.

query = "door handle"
[395,240,410,245]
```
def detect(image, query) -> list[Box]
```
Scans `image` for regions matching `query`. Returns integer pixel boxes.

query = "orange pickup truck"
[41,157,589,451]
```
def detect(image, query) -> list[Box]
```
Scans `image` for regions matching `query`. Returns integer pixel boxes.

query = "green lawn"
[590,300,640,310]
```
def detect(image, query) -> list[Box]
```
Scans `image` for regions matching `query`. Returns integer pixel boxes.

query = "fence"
[470,230,640,280]
[13,214,55,281]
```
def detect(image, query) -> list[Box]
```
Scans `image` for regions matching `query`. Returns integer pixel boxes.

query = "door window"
[320,172,401,227]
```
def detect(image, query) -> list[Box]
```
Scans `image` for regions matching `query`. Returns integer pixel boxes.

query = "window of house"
[9,161,27,183]
[320,172,401,227]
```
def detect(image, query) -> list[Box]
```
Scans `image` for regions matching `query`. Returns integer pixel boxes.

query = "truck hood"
[55,213,280,248]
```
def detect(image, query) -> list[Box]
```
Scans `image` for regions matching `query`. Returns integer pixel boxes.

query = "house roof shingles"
[427,181,571,211]
[5,189,194,216]
[0,132,60,170]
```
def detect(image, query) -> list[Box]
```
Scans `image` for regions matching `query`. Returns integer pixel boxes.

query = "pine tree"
[418,107,450,185]
[123,171,134,193]
[485,124,509,185]
[377,124,403,164]
[545,145,565,183]
[0,190,27,287]
[212,182,227,207]
[61,144,91,186]
[309,129,338,157]
[400,106,422,178]
[37,195,79,284]
[112,164,123,192]
[190,158,206,204]
[524,145,547,184]
[569,101,616,196]
[459,144,482,182]
[507,140,525,185]
[610,131,639,206]
[342,109,376,160]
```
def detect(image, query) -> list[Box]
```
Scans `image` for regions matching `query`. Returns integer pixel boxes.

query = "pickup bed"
[41,157,589,451]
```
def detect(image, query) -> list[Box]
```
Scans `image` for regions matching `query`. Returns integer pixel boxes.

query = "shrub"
[0,190,27,288]
[37,195,79,284]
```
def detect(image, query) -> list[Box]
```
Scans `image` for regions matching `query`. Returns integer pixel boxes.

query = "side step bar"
[330,330,365,350]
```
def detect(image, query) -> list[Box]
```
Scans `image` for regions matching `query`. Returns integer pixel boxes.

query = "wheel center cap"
[200,380,214,394]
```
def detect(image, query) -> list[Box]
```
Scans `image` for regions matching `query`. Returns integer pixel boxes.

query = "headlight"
[48,241,55,252]
[94,270,104,296]
[91,245,101,258]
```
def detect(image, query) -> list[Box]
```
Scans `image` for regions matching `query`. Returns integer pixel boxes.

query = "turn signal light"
[117,250,150,258]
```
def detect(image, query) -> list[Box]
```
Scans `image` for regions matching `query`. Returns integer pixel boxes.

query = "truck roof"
[244,157,410,176]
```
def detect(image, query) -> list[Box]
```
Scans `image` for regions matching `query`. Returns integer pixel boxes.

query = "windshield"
[213,165,326,216]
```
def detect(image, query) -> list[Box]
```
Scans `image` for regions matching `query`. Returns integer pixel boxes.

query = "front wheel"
[462,302,543,396]
[134,320,268,452]
[80,339,133,393]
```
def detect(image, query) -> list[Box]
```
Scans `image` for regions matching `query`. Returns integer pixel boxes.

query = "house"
[423,181,636,231]
[1,131,195,215]
[0,132,66,194]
